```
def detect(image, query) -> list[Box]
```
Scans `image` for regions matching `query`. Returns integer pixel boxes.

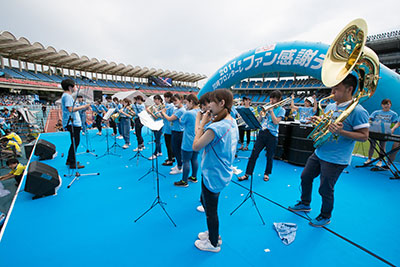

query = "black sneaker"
[162,160,173,166]
[188,176,198,183]
[174,180,188,187]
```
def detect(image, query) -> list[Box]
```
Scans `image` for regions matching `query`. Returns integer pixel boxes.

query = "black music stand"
[356,133,400,179]
[76,128,97,157]
[138,132,166,181]
[236,108,260,160]
[97,128,120,159]
[230,109,265,225]
[134,112,175,226]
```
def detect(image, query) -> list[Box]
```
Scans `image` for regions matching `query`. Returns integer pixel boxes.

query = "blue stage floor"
[0,128,399,266]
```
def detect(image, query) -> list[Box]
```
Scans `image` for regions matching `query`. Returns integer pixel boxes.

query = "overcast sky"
[2,0,399,86]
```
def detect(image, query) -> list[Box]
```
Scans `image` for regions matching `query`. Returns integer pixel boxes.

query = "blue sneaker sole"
[309,220,331,227]
[288,207,311,212]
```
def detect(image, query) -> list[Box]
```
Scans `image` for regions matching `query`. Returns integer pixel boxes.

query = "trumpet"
[148,104,165,117]
[257,97,291,114]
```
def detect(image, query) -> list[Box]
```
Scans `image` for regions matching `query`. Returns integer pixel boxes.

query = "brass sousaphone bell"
[308,18,380,148]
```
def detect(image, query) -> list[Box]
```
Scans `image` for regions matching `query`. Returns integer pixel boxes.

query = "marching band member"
[238,96,254,151]
[364,99,398,167]
[288,74,369,227]
[192,89,238,253]
[162,92,175,166]
[91,99,106,136]
[61,79,90,169]
[119,98,134,149]
[146,95,164,159]
[291,94,317,124]
[132,95,145,151]
[105,95,118,136]
[174,94,200,187]
[161,94,185,174]
[238,90,285,182]
[113,97,124,140]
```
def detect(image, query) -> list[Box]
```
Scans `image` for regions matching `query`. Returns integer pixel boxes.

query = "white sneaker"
[170,165,178,171]
[170,168,183,175]
[148,154,157,160]
[364,159,371,165]
[196,205,205,213]
[117,136,124,139]
[96,132,102,135]
[376,161,383,167]
[122,144,129,149]
[133,147,140,152]
[197,231,222,245]
[157,152,162,157]
[194,239,221,253]
[111,133,116,136]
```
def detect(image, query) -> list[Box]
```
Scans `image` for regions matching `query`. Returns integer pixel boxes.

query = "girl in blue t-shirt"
[132,95,146,151]
[173,94,200,187]
[91,100,106,136]
[146,95,164,158]
[192,89,238,253]
[162,94,185,174]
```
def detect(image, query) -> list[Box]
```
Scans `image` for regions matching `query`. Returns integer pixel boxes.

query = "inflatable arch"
[199,41,400,115]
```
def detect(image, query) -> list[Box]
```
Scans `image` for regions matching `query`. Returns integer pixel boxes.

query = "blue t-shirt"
[91,104,106,115]
[163,103,174,135]
[369,110,398,124]
[77,101,87,116]
[298,106,314,124]
[181,108,199,151]
[132,103,145,118]
[315,101,369,165]
[171,106,186,132]
[61,93,81,127]
[201,118,239,193]
[260,106,286,137]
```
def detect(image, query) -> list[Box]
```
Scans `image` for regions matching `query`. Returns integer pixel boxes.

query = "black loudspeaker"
[25,161,61,200]
[34,139,56,160]
[24,140,36,159]
[93,90,102,101]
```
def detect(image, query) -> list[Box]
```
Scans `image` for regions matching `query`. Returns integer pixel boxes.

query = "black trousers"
[95,115,102,132]
[200,180,220,247]
[66,125,81,167]
[239,126,251,145]
[164,133,173,161]
[109,118,117,134]
[134,118,144,146]
[245,129,278,176]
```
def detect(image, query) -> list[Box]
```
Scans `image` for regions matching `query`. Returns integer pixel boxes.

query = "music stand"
[236,108,259,160]
[76,128,97,157]
[230,109,265,225]
[134,111,175,226]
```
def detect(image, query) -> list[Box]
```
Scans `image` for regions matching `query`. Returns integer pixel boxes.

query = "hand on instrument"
[308,115,321,124]
[328,122,343,135]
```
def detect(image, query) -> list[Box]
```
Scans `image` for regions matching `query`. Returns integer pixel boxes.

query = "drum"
[286,123,315,166]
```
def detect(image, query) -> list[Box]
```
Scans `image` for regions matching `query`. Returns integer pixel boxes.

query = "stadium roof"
[0,31,207,83]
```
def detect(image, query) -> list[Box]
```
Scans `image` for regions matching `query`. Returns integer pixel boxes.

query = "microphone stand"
[64,84,100,188]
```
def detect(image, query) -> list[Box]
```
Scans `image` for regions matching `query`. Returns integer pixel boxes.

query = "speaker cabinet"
[93,90,102,101]
[34,139,56,160]
[25,161,61,200]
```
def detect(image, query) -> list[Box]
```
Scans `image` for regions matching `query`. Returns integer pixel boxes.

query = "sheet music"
[138,110,164,131]
[103,108,115,120]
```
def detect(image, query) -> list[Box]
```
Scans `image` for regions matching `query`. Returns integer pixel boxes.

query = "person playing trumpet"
[237,96,254,151]
[290,94,318,124]
[238,90,285,182]
[91,99,107,136]
[146,95,164,159]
